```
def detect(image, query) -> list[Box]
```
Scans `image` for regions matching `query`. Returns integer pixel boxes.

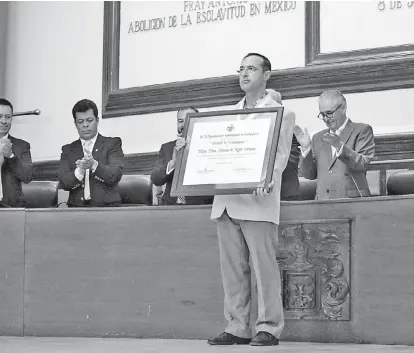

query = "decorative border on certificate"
[170,107,283,197]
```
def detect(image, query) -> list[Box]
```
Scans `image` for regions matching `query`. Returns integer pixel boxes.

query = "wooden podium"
[1,196,413,345]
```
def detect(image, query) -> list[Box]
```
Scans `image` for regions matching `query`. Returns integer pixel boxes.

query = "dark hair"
[0,98,13,113]
[178,106,199,114]
[243,53,271,72]
[72,99,98,120]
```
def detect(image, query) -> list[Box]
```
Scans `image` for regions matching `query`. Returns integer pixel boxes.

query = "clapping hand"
[76,156,93,172]
[322,132,342,150]
[0,139,13,158]
[293,125,311,149]
[175,137,186,152]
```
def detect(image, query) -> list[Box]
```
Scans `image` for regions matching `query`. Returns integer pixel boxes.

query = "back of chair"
[23,181,59,208]
[299,177,317,201]
[387,170,414,195]
[118,174,153,206]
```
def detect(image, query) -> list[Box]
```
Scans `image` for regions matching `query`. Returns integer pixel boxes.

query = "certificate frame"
[170,107,284,197]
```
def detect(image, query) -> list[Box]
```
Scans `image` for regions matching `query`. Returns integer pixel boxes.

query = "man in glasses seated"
[293,90,375,200]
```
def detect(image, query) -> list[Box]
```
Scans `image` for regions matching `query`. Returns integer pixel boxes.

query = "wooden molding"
[32,133,414,182]
[101,2,414,118]
[305,1,414,66]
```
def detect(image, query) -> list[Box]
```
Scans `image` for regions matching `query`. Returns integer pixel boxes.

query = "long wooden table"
[1,196,413,345]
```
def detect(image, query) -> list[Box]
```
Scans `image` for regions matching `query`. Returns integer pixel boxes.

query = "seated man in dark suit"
[0,98,33,207]
[59,99,124,207]
[151,107,213,205]
[266,90,301,201]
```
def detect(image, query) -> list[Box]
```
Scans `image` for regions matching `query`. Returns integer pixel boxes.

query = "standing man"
[207,53,295,346]
[59,99,124,207]
[151,107,213,205]
[0,98,33,207]
[294,90,375,200]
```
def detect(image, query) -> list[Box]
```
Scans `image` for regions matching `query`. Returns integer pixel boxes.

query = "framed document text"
[170,107,283,197]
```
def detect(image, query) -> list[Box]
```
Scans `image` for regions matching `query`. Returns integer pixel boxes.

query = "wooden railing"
[32,132,414,196]
[368,159,414,196]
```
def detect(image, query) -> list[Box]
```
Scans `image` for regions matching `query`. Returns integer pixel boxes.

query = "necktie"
[177,196,186,205]
[0,141,5,200]
[83,140,93,200]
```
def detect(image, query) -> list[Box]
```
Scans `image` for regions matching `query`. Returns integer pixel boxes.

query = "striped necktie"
[177,196,186,205]
[83,140,93,200]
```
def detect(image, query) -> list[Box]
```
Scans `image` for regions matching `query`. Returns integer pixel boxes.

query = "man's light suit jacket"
[299,120,375,200]
[211,95,295,225]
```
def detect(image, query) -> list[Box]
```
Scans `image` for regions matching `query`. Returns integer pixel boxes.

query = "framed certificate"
[170,107,284,197]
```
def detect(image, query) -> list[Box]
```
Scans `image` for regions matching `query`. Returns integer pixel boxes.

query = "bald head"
[177,107,198,136]
[319,90,347,111]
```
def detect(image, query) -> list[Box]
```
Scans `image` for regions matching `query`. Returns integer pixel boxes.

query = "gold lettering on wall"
[127,1,297,34]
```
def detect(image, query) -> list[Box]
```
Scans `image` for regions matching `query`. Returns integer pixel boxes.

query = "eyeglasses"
[237,66,260,75]
[317,103,343,120]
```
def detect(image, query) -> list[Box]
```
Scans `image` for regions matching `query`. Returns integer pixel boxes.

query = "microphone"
[0,200,12,208]
[13,109,41,117]
[345,172,363,198]
[56,201,94,208]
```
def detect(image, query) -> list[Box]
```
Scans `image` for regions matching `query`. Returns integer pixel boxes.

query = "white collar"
[331,117,349,135]
[0,133,9,140]
[80,133,98,146]
[242,91,268,109]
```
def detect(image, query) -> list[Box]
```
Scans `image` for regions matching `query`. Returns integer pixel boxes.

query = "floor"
[0,337,413,353]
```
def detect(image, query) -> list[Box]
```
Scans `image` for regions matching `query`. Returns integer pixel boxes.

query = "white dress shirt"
[74,134,99,200]
[0,134,14,200]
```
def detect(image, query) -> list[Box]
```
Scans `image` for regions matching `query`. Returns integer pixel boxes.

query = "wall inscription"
[127,1,297,34]
[119,1,305,88]
[278,221,351,321]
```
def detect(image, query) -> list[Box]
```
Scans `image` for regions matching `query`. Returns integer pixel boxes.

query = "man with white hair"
[294,90,375,199]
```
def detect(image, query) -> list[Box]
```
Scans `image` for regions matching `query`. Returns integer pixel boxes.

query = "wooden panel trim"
[101,2,414,118]
[305,1,319,64]
[305,1,414,66]
[32,134,414,181]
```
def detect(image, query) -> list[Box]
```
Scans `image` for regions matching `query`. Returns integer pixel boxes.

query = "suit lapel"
[329,120,355,170]
[73,139,84,162]
[92,134,104,160]
[165,140,176,162]
[320,129,333,166]
[8,135,19,156]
